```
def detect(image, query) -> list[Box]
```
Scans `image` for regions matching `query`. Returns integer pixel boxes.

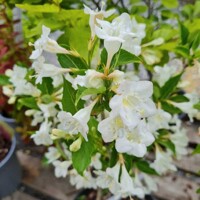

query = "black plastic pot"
[0,125,22,198]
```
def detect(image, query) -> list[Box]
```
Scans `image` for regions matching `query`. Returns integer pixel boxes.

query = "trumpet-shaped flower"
[31,120,53,145]
[57,100,97,141]
[133,173,158,195]
[45,147,61,163]
[96,162,121,195]
[70,169,97,189]
[30,25,70,59]
[73,69,104,89]
[118,165,144,199]
[53,160,71,178]
[98,111,124,142]
[84,3,115,39]
[110,80,156,121]
[95,13,145,68]
[172,93,199,122]
[32,56,72,84]
[38,102,58,119]
[170,129,188,160]
[153,59,183,87]
[115,120,154,157]
[147,109,172,133]
[150,150,176,175]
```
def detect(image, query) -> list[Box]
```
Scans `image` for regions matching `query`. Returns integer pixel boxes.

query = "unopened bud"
[69,137,82,152]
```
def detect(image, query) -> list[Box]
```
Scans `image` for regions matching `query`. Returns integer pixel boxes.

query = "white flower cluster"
[3,3,195,199]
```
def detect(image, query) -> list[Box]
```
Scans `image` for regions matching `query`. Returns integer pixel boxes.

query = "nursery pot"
[0,122,22,198]
[0,113,16,129]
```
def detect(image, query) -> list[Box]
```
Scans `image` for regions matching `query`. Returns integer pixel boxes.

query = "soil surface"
[0,125,11,162]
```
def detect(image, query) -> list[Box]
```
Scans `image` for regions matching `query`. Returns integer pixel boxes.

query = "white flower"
[170,129,188,160]
[95,13,145,68]
[69,169,97,189]
[150,150,176,175]
[172,93,199,122]
[133,173,158,195]
[153,59,183,87]
[115,120,154,157]
[38,102,58,119]
[96,162,121,195]
[118,165,144,199]
[91,153,102,170]
[53,160,71,178]
[98,111,132,143]
[45,147,61,163]
[147,109,172,133]
[108,70,124,91]
[110,80,156,121]
[73,69,104,89]
[57,100,97,141]
[84,3,115,39]
[32,56,72,84]
[31,120,53,145]
[5,65,41,97]
[30,25,70,59]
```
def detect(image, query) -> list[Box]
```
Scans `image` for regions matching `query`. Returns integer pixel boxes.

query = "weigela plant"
[2,2,200,199]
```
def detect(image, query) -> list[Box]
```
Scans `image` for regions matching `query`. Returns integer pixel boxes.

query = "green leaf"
[158,140,176,154]
[100,48,107,66]
[0,75,10,86]
[174,46,190,59]
[153,82,161,102]
[192,144,200,155]
[16,3,60,13]
[123,154,133,171]
[62,77,77,114]
[18,97,39,110]
[72,136,94,175]
[115,49,141,66]
[161,101,182,114]
[136,160,158,175]
[75,86,106,106]
[192,32,200,51]
[170,95,189,103]
[196,188,200,194]
[37,77,53,94]
[57,54,88,69]
[109,147,118,168]
[161,0,178,9]
[179,22,189,45]
[160,73,182,99]
[194,102,200,110]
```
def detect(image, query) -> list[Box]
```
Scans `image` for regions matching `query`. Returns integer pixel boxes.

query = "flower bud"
[69,137,82,152]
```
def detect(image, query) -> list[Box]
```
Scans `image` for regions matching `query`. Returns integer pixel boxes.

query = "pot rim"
[0,113,16,123]
[0,133,16,168]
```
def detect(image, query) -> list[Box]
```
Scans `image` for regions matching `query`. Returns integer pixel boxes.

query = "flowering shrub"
[2,1,200,199]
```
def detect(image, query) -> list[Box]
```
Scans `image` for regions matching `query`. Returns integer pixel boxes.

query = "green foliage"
[161,0,178,9]
[72,135,94,175]
[17,97,39,110]
[62,77,77,114]
[194,102,200,110]
[136,160,158,175]
[160,73,182,99]
[158,140,176,154]
[179,22,189,45]
[115,49,141,66]
[37,77,53,94]
[57,54,88,69]
[75,86,106,106]
[192,144,200,155]
[0,75,10,85]
[16,3,60,12]
[161,101,182,114]
[170,95,189,103]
